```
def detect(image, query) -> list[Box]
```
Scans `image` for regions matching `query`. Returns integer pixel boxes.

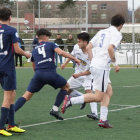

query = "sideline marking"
[20,104,140,128]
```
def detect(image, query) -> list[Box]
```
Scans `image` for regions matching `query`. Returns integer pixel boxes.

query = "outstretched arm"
[14,42,30,59]
[54,48,80,65]
[72,70,91,78]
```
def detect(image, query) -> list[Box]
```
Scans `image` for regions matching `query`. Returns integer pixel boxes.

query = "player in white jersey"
[61,33,98,120]
[61,14,125,128]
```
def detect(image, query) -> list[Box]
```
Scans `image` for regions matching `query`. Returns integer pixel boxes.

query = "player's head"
[0,7,12,22]
[111,14,125,31]
[77,32,90,49]
[57,34,61,39]
[37,28,51,42]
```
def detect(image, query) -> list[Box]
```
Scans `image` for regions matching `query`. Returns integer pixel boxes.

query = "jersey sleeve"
[11,29,18,44]
[109,33,122,48]
[52,43,59,50]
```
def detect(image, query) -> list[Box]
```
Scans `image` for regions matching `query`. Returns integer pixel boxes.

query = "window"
[101,3,107,10]
[82,4,86,10]
[76,4,79,10]
[55,4,59,9]
[91,4,97,10]
[92,13,97,19]
[101,13,107,19]
[45,4,51,10]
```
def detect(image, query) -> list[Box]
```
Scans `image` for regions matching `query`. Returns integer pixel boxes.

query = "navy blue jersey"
[31,42,58,71]
[0,24,18,71]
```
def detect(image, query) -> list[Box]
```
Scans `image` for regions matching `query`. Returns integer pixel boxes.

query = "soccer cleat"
[98,120,113,128]
[80,103,86,110]
[50,109,63,120]
[87,113,99,120]
[61,95,72,114]
[0,129,12,136]
[7,125,25,133]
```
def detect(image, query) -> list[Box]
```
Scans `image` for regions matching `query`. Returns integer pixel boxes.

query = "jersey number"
[0,33,3,49]
[99,34,105,48]
[38,47,46,58]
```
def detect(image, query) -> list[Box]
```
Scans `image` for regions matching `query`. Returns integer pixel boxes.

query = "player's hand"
[74,58,80,65]
[25,52,31,59]
[61,64,66,70]
[72,73,80,78]
[114,65,120,73]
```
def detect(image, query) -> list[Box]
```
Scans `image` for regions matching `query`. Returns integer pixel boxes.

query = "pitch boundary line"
[20,104,140,128]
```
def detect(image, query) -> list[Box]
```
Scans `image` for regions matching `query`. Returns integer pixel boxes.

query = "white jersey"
[90,26,122,70]
[71,44,90,78]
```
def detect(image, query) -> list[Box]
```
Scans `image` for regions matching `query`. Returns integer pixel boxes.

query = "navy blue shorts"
[27,70,67,93]
[0,70,16,91]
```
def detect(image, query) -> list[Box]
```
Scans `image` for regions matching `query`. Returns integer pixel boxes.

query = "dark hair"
[57,34,61,35]
[37,28,51,38]
[111,14,125,27]
[0,7,12,21]
[77,32,90,43]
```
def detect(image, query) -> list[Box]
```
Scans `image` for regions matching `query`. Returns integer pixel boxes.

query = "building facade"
[16,0,128,24]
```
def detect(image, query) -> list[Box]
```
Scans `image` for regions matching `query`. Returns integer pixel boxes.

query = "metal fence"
[19,43,140,67]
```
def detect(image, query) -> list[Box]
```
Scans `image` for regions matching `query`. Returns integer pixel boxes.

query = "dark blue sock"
[0,107,9,129]
[54,89,67,107]
[8,104,15,126]
[14,97,26,112]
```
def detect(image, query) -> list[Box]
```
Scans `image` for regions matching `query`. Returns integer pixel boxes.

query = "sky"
[128,0,140,10]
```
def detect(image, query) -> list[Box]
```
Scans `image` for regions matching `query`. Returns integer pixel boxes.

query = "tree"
[58,0,77,10]
[0,0,14,8]
[58,5,80,24]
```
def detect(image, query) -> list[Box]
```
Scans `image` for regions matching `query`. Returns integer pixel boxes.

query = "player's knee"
[61,83,69,91]
[23,92,33,101]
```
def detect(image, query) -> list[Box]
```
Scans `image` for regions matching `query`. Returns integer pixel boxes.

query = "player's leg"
[14,91,34,112]
[50,73,68,120]
[85,90,99,120]
[59,54,63,66]
[62,68,109,113]
[15,53,18,67]
[14,72,44,112]
[19,55,22,67]
[98,83,113,128]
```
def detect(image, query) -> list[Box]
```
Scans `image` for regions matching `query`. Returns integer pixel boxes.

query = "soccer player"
[61,32,98,120]
[0,7,30,136]
[61,14,125,128]
[14,28,80,121]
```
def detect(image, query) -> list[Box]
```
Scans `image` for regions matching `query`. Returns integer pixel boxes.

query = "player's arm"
[61,58,71,70]
[72,70,91,78]
[86,42,93,61]
[54,48,80,65]
[13,42,30,59]
[108,44,119,73]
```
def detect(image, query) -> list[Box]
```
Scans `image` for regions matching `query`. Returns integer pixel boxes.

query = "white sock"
[70,90,83,97]
[100,106,108,121]
[70,95,84,105]
[90,102,98,115]
[52,105,58,111]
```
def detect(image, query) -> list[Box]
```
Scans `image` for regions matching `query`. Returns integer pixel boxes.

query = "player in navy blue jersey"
[0,7,31,136]
[14,28,80,120]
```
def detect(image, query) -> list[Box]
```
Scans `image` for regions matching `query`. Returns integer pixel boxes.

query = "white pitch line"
[114,85,140,88]
[109,104,133,107]
[20,104,140,128]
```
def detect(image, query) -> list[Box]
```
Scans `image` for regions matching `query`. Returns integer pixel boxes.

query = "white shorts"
[68,76,92,91]
[90,67,109,93]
